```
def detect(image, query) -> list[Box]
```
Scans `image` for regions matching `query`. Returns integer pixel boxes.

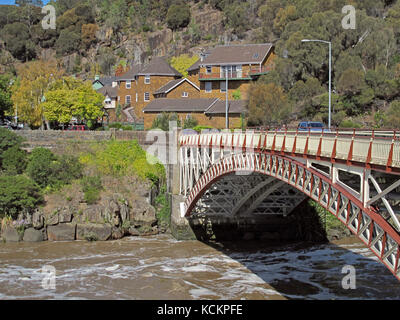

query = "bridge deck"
[180,130,400,174]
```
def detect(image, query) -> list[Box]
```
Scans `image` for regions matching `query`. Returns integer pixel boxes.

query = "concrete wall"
[15,130,153,150]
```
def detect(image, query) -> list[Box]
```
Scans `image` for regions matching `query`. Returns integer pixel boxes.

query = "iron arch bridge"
[179,129,400,281]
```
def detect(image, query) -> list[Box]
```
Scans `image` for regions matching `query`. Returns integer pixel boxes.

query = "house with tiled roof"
[96,85,119,123]
[153,78,200,99]
[95,43,275,129]
[143,97,247,129]
[116,58,182,123]
[141,43,274,129]
[187,43,275,101]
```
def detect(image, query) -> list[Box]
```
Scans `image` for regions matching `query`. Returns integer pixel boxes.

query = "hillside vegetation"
[0,0,399,128]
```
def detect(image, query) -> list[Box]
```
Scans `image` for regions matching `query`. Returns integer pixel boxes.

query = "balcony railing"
[248,65,272,75]
[199,66,272,80]
[199,71,250,80]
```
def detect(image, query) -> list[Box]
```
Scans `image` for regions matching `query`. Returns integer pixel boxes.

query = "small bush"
[2,146,27,174]
[49,155,83,188]
[193,125,213,133]
[108,122,122,129]
[155,186,170,227]
[84,232,98,242]
[340,119,362,128]
[183,116,198,129]
[121,125,133,131]
[81,176,103,205]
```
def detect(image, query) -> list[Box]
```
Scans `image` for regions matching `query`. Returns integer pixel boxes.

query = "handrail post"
[366,130,374,167]
[347,129,356,164]
[387,130,396,170]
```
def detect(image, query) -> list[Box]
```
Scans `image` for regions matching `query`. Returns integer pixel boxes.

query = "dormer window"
[145,75,150,84]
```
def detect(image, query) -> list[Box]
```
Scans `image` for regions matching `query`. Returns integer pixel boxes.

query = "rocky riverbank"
[0,179,168,243]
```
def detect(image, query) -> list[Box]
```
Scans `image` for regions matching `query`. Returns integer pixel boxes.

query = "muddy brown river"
[0,234,399,300]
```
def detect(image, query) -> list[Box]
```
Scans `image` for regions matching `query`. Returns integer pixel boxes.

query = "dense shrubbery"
[2,146,27,174]
[0,127,24,167]
[26,148,56,188]
[26,147,83,189]
[79,140,165,185]
[0,175,43,219]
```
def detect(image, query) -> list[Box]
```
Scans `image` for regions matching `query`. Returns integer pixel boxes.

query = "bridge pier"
[170,194,197,240]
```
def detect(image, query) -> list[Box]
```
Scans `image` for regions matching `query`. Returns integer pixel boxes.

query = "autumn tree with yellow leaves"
[170,54,198,78]
[11,60,64,129]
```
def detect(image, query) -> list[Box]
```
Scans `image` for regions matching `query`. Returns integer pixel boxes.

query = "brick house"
[96,43,275,129]
[116,58,182,123]
[187,43,275,100]
[153,78,200,99]
[142,43,275,129]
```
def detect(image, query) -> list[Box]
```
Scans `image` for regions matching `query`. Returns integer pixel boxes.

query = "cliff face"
[0,2,244,77]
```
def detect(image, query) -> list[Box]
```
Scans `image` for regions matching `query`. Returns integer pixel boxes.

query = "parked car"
[67,124,89,131]
[298,121,329,132]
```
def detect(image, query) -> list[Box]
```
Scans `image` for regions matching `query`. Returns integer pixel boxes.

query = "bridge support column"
[170,194,197,240]
[168,128,197,240]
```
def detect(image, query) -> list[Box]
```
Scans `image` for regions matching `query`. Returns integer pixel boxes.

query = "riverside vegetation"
[0,128,169,242]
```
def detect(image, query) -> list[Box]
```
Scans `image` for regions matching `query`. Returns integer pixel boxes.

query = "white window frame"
[206,66,212,74]
[126,80,131,89]
[144,75,151,84]
[144,92,150,101]
[136,93,138,102]
[205,82,212,93]
[125,95,131,105]
[182,91,189,97]
[220,81,227,93]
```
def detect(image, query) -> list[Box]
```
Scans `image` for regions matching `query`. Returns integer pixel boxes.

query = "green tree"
[183,116,198,129]
[1,22,36,61]
[384,101,400,128]
[224,2,249,36]
[0,75,13,118]
[247,82,291,127]
[151,112,181,131]
[166,2,191,31]
[56,29,81,55]
[0,128,24,168]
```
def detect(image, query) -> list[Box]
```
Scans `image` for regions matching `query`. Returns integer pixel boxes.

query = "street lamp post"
[225,68,229,129]
[301,39,332,129]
